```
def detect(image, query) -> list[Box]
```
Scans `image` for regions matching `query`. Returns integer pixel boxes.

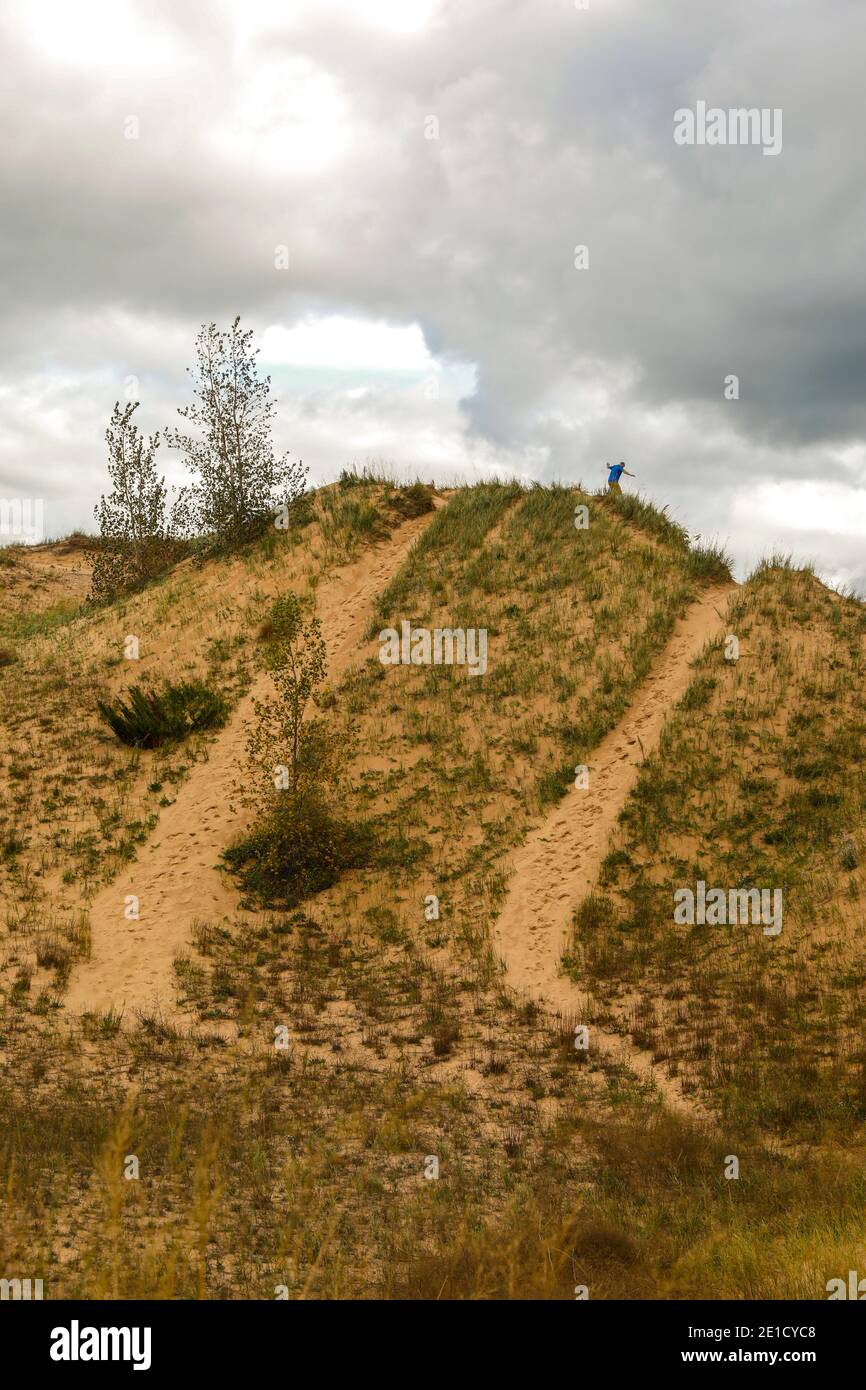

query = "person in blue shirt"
[605,460,635,492]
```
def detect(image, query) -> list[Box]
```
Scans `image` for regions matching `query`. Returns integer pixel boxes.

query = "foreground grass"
[2,1017,863,1298]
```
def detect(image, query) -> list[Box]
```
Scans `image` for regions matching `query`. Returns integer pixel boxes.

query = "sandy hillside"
[63,507,440,1020]
[0,538,91,618]
[6,487,866,1302]
[494,581,735,1004]
[493,580,735,1110]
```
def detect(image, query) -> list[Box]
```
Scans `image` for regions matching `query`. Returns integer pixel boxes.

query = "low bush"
[89,534,190,604]
[223,792,375,908]
[387,482,435,520]
[97,679,228,748]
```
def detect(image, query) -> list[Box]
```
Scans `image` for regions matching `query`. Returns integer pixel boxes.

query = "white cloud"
[209,58,352,176]
[262,317,436,372]
[4,0,186,74]
[735,479,866,539]
[231,0,439,36]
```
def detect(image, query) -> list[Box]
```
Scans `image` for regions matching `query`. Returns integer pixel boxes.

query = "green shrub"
[97,679,228,748]
[286,492,314,528]
[230,591,372,907]
[88,534,190,604]
[387,482,435,519]
[223,793,375,908]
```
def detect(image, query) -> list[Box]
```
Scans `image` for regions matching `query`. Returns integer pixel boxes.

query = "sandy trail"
[64,512,434,1021]
[493,582,735,1111]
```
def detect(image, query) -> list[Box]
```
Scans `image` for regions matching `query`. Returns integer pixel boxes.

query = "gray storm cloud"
[1,0,865,584]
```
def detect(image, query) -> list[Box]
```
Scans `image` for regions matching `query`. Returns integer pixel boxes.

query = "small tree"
[90,401,182,602]
[225,594,372,906]
[246,595,331,807]
[166,316,306,549]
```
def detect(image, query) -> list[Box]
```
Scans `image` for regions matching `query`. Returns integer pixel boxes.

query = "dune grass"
[565,563,866,1141]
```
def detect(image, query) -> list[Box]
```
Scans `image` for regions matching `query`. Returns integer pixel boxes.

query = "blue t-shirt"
[608,463,624,483]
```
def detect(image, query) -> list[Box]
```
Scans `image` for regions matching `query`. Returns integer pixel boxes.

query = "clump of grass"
[840,837,858,872]
[80,1007,124,1039]
[387,482,436,520]
[97,679,228,748]
[537,763,575,807]
[1,833,26,861]
[35,936,71,972]
[597,489,690,549]
[679,674,717,711]
[318,486,390,552]
[430,1016,461,1057]
[338,467,366,488]
[686,539,733,583]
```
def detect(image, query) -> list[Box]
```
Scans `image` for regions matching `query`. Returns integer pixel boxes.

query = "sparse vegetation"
[98,679,229,748]
[565,562,866,1142]
[2,480,863,1304]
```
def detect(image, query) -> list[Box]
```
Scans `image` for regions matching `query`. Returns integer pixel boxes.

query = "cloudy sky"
[2,0,865,585]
